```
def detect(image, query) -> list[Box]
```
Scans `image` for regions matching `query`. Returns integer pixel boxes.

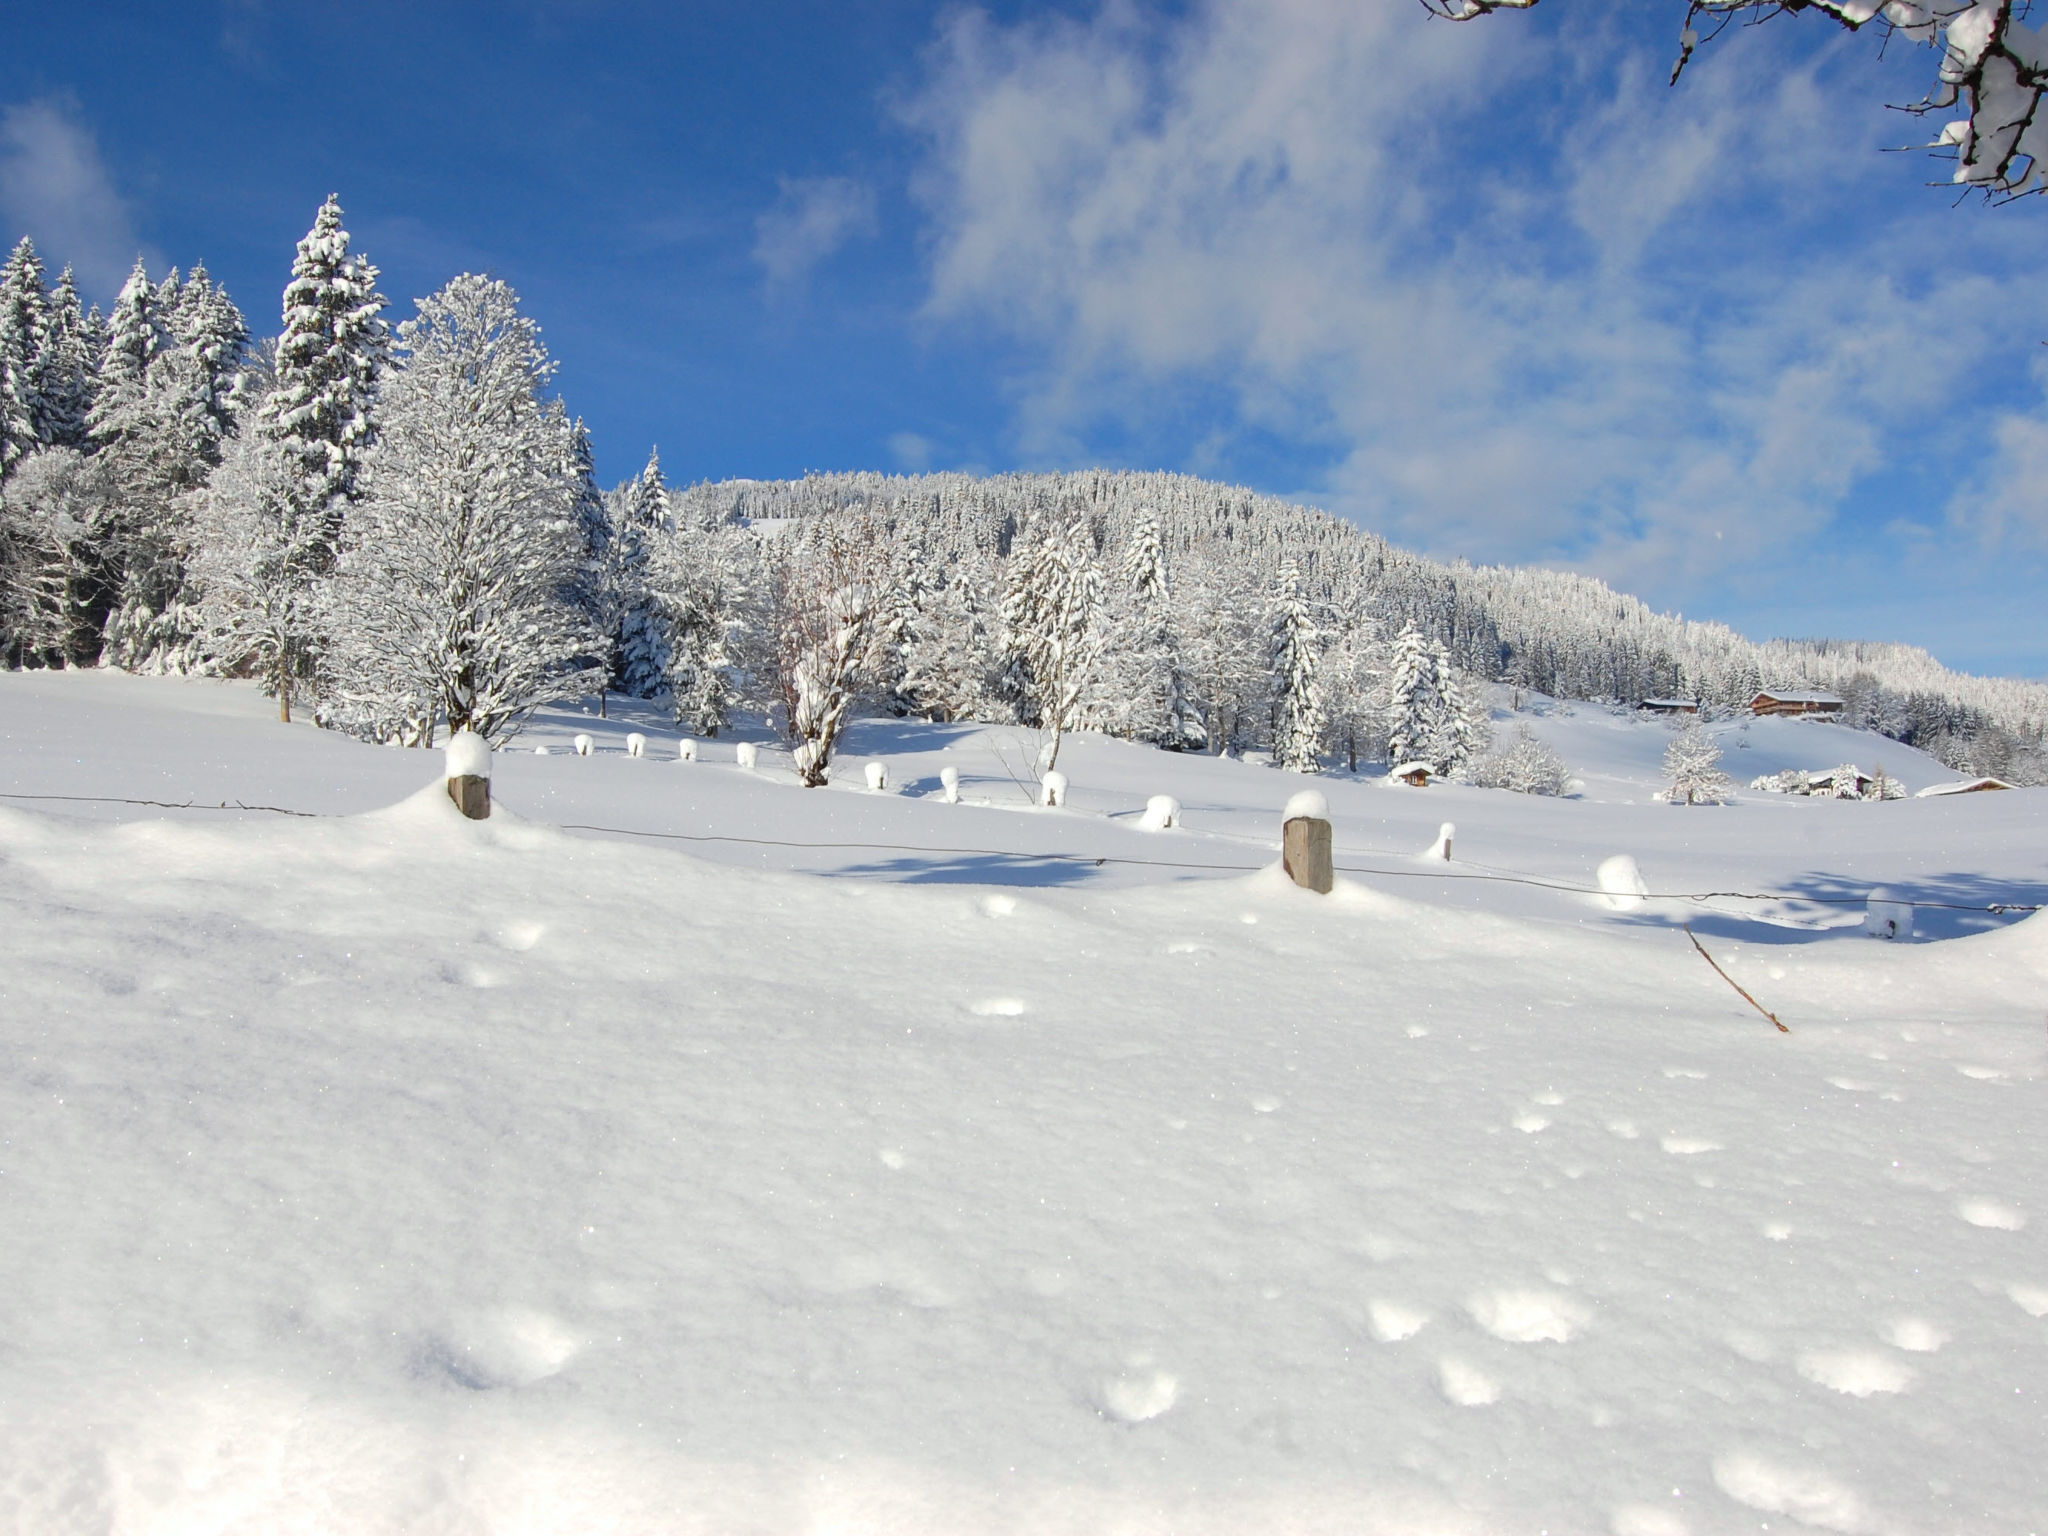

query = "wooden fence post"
[1282,790,1333,894]
[446,730,492,820]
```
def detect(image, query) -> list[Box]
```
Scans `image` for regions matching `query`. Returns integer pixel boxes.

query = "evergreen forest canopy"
[2,200,2044,786]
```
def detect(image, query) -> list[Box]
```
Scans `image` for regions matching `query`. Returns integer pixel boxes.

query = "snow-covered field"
[2,671,2044,1534]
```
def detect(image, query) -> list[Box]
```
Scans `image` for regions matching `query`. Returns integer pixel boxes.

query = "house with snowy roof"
[1638,698,1698,715]
[1390,761,1433,787]
[1748,690,1844,718]
[1914,776,2017,798]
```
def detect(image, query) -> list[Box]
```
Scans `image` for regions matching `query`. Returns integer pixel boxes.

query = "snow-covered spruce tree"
[1424,641,1486,778]
[1173,547,1264,755]
[611,448,669,699]
[260,196,387,558]
[0,238,49,479]
[1385,622,1438,769]
[898,548,1004,722]
[34,268,95,452]
[1663,717,1733,805]
[767,506,892,786]
[1269,562,1324,773]
[1001,508,1106,773]
[318,275,597,744]
[651,515,755,736]
[188,428,326,720]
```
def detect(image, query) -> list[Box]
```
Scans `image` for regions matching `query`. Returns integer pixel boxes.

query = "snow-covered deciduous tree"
[1317,615,1388,771]
[260,196,387,554]
[188,429,326,721]
[319,275,596,744]
[1470,721,1572,795]
[767,508,892,785]
[1663,717,1734,805]
[1001,508,1106,772]
[1270,562,1324,773]
[1423,1,2048,197]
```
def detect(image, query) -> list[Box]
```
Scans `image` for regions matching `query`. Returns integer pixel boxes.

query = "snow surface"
[2,672,2046,1533]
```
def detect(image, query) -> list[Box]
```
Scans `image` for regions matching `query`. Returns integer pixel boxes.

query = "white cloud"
[887,430,936,471]
[897,0,2045,605]
[752,175,878,293]
[0,96,140,300]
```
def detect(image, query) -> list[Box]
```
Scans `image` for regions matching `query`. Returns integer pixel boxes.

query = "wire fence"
[2,786,2040,915]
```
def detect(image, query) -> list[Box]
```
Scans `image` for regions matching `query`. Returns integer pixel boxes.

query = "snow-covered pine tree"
[1384,622,1438,770]
[188,428,324,720]
[898,548,1003,722]
[1001,508,1105,772]
[1424,639,1486,778]
[1270,561,1323,773]
[34,268,95,451]
[652,517,754,735]
[318,275,597,744]
[260,196,387,557]
[0,238,49,478]
[1663,718,1733,806]
[612,448,669,699]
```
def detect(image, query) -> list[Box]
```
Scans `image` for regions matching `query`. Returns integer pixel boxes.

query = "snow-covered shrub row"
[1467,723,1571,796]
[1749,764,1907,801]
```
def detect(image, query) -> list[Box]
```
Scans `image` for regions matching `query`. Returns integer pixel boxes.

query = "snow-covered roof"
[1389,761,1434,779]
[1751,691,1843,705]
[1639,698,1696,709]
[1914,777,2018,798]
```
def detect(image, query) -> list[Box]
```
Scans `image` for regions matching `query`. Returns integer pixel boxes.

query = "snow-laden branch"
[1421,0,2048,194]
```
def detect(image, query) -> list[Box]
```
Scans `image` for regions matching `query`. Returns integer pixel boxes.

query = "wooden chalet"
[1638,698,1699,715]
[1390,762,1433,787]
[1749,691,1844,718]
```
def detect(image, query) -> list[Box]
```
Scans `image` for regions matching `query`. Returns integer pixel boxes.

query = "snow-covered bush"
[1662,720,1732,805]
[1469,723,1571,796]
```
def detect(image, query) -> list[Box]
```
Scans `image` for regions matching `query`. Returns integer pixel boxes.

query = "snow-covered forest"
[4,200,2045,784]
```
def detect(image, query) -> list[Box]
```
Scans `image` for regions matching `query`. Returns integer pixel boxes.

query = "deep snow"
[1,671,2044,1534]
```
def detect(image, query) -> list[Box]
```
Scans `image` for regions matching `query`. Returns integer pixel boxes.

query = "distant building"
[1749,691,1844,718]
[1639,698,1699,715]
[1390,762,1433,787]
[1914,777,2017,798]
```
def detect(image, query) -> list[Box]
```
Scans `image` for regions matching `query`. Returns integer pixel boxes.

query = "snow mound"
[1099,1367,1178,1424]
[1596,855,1649,911]
[1139,794,1180,831]
[443,730,491,780]
[1467,1288,1587,1343]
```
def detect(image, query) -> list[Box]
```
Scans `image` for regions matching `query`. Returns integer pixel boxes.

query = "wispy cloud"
[896,0,2047,610]
[0,95,140,300]
[752,175,877,294]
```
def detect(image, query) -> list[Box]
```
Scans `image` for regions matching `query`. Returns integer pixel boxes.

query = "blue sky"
[3,2,2045,676]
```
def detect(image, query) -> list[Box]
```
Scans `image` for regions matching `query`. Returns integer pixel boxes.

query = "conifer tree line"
[2,200,2043,783]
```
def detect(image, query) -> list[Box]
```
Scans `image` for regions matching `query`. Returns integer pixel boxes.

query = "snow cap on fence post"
[1282,789,1333,894]
[865,760,888,792]
[1865,887,1913,941]
[678,738,697,762]
[1140,794,1180,831]
[940,764,960,803]
[1426,821,1455,862]
[445,730,491,820]
[735,741,757,770]
[625,732,647,758]
[1596,854,1648,911]
[1040,770,1068,807]
[573,732,594,757]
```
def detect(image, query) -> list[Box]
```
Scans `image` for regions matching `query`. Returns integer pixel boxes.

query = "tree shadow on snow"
[824,852,1103,887]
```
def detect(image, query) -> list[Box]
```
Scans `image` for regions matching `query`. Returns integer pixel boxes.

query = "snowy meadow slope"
[2,673,2046,1534]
